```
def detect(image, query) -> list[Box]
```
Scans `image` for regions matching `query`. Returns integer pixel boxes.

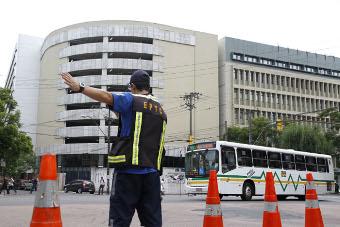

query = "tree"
[0,88,35,177]
[225,117,277,146]
[251,117,277,146]
[225,126,248,144]
[278,124,334,155]
[318,108,340,165]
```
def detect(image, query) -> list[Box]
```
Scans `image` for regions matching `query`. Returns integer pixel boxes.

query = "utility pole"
[224,121,228,141]
[248,111,252,144]
[106,109,111,195]
[181,92,202,144]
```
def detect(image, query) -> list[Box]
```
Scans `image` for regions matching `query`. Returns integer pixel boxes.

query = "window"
[282,154,295,170]
[317,158,328,173]
[295,155,306,171]
[234,70,238,80]
[252,150,268,167]
[221,146,237,173]
[306,156,317,172]
[237,148,252,167]
[268,152,282,169]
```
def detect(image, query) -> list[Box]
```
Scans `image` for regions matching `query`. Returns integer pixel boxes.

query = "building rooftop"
[222,37,340,77]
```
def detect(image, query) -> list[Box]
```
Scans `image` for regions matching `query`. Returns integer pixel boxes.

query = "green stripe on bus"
[191,171,333,192]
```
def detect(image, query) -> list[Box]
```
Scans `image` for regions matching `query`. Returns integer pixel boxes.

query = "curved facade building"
[36,21,219,184]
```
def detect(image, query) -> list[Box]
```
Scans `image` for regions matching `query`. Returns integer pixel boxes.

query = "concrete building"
[4,34,44,148]
[36,21,218,185]
[219,37,340,135]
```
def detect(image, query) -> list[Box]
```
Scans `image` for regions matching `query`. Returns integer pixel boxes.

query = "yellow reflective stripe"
[157,121,167,170]
[108,155,126,163]
[132,112,143,165]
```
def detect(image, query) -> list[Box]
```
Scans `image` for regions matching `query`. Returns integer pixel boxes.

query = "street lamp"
[81,107,113,195]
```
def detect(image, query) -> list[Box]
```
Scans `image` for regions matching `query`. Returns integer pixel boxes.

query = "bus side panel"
[252,168,266,195]
[274,170,305,196]
[313,172,335,195]
[218,177,243,195]
[219,168,254,195]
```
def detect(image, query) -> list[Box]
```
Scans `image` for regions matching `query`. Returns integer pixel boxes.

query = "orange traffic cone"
[262,172,282,227]
[30,154,62,227]
[203,170,223,227]
[305,173,324,227]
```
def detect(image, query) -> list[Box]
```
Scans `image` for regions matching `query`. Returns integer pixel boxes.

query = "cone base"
[305,208,324,227]
[30,207,62,227]
[203,215,223,227]
[263,212,282,227]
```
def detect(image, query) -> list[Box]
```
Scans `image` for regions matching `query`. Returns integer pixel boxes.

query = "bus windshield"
[185,149,219,178]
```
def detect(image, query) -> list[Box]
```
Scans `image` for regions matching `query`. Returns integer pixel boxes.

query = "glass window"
[317,158,328,173]
[237,148,252,167]
[282,154,295,170]
[185,150,219,177]
[252,150,268,167]
[268,152,282,169]
[306,156,317,172]
[221,146,237,173]
[295,155,306,171]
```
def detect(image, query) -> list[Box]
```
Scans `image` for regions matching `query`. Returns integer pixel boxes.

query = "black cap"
[129,70,150,89]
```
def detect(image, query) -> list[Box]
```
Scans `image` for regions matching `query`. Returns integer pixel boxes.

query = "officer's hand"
[61,73,80,92]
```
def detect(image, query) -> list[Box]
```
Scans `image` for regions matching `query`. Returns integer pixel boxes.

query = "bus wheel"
[219,194,223,200]
[241,182,254,201]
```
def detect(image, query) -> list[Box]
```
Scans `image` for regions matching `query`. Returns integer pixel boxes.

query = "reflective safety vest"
[108,94,167,171]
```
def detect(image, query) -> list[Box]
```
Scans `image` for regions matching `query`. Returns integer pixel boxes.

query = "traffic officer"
[62,70,166,227]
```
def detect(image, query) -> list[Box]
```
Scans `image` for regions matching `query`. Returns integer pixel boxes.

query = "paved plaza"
[0,191,339,227]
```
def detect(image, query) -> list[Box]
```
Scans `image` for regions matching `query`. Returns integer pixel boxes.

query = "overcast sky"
[1,0,340,87]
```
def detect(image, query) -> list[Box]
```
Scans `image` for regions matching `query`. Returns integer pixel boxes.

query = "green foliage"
[0,88,35,177]
[225,117,277,146]
[319,107,340,130]
[251,117,277,146]
[226,126,248,143]
[225,117,334,155]
[278,124,334,155]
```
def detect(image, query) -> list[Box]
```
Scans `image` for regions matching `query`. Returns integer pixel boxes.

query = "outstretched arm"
[61,73,113,106]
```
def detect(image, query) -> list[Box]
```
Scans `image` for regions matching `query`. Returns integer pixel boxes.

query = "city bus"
[185,141,335,200]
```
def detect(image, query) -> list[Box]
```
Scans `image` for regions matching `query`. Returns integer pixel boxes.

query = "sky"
[1,0,340,87]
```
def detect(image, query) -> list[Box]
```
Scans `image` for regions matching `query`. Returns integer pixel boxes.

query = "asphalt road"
[0,191,339,227]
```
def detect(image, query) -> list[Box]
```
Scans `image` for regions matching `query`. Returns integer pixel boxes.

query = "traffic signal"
[276,118,283,132]
[188,135,193,144]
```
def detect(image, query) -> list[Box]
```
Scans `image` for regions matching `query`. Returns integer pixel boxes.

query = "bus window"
[237,148,252,167]
[185,149,219,177]
[252,150,268,168]
[295,155,306,171]
[317,158,328,172]
[221,146,236,173]
[268,152,282,169]
[306,156,317,172]
[282,153,295,170]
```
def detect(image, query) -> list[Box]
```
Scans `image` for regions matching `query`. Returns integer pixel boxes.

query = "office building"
[219,37,340,133]
[4,34,44,147]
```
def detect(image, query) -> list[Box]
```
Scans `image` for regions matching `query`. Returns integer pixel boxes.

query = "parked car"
[24,181,33,191]
[64,180,95,194]
[16,179,32,190]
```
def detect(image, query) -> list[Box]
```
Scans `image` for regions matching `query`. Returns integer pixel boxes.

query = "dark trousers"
[98,185,104,195]
[109,172,162,227]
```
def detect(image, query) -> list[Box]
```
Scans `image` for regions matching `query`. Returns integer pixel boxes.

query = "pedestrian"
[8,177,16,194]
[30,178,38,193]
[0,178,7,195]
[8,177,17,194]
[62,69,167,227]
[98,176,105,195]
